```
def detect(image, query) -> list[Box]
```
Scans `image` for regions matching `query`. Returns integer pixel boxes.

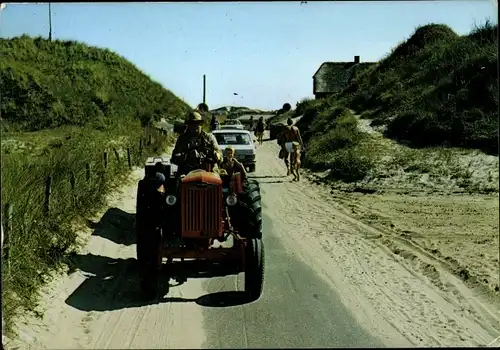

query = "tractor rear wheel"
[136,179,162,299]
[244,238,265,301]
[137,227,162,300]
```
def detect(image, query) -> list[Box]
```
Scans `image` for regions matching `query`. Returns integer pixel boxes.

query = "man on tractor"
[137,105,265,302]
[170,109,222,176]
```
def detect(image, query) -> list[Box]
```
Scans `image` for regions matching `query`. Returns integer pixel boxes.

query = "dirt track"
[5,132,500,349]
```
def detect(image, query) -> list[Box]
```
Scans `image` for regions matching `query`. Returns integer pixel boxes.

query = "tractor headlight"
[166,195,177,206]
[226,194,238,206]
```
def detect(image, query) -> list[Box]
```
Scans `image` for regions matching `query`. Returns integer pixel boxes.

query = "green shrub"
[295,99,334,142]
[339,21,498,154]
[304,112,375,182]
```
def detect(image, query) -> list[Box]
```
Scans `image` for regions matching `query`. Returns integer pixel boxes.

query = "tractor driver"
[171,110,222,176]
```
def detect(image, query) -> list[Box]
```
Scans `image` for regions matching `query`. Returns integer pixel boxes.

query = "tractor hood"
[182,170,222,185]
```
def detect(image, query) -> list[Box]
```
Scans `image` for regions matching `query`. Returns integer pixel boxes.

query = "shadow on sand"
[64,254,253,312]
[67,190,254,312]
[248,175,287,179]
[86,207,137,246]
[259,180,286,184]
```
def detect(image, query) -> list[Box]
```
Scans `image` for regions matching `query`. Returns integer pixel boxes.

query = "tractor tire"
[238,179,262,239]
[135,180,162,299]
[135,181,147,262]
[137,227,161,300]
[244,238,265,301]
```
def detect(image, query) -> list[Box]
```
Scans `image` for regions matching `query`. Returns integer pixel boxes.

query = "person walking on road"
[210,114,219,131]
[255,116,266,145]
[279,117,304,176]
[248,116,255,131]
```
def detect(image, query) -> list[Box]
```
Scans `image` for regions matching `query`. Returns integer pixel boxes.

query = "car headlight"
[226,194,238,206]
[166,195,177,206]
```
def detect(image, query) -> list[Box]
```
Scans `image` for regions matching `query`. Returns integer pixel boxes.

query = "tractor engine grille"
[181,183,222,238]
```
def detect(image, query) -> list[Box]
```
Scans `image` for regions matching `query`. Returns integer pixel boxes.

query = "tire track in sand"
[253,134,499,347]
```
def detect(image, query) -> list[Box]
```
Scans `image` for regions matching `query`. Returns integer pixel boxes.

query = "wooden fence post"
[127,148,132,169]
[70,172,77,207]
[113,148,120,164]
[44,176,52,215]
[86,163,90,181]
[103,152,108,169]
[3,203,13,273]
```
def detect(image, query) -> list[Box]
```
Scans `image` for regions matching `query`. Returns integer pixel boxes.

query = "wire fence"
[1,126,172,276]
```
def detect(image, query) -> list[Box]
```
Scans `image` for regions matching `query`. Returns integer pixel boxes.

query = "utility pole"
[48,3,52,41]
[203,74,206,104]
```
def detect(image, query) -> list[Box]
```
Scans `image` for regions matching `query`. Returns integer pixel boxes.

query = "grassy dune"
[1,36,188,334]
[294,22,498,185]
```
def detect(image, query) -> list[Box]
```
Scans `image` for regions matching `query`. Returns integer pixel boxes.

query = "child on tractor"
[220,146,247,181]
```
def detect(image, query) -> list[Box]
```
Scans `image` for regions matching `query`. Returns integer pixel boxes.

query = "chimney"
[354,55,360,64]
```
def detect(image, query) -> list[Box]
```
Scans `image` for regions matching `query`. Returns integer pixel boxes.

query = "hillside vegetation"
[343,22,498,154]
[1,36,187,335]
[1,35,190,131]
[294,22,498,184]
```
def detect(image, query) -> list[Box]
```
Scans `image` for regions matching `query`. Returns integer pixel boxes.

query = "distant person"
[255,116,266,145]
[210,114,219,131]
[279,117,304,176]
[248,116,255,131]
[290,141,302,181]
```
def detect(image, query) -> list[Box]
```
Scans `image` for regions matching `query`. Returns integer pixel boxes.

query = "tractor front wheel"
[237,179,262,239]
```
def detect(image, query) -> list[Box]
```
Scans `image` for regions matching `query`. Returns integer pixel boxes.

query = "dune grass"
[0,35,190,132]
[294,21,498,184]
[341,21,498,155]
[1,122,174,336]
[1,35,188,336]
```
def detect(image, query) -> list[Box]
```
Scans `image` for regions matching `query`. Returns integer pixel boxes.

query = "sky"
[0,1,497,111]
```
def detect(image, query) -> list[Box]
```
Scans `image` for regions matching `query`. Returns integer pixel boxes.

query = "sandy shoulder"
[256,134,500,347]
[4,151,207,350]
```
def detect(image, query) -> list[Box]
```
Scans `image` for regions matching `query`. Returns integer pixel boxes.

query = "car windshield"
[215,133,252,145]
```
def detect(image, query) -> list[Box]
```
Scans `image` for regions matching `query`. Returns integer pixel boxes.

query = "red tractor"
[135,156,264,301]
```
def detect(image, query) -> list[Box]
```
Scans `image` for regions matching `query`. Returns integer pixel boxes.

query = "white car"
[213,129,256,172]
[220,119,244,130]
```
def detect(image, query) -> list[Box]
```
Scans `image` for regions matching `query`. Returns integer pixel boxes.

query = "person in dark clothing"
[210,114,219,131]
[255,116,266,145]
[171,111,222,175]
[248,116,255,131]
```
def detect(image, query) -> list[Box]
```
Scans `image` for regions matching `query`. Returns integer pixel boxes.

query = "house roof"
[313,61,375,94]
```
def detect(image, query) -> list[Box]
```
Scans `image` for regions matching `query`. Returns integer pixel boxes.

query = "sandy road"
[6,132,499,349]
